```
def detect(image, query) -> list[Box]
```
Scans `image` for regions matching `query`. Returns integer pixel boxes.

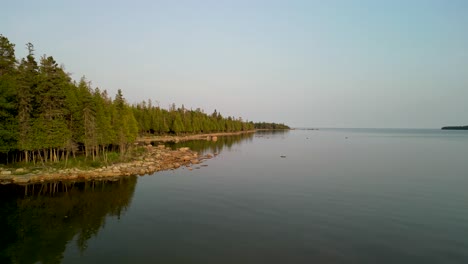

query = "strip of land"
[441,126,468,130]
[138,130,255,143]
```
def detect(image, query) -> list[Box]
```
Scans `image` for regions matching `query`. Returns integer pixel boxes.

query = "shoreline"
[137,130,256,143]
[0,131,256,186]
[0,145,206,186]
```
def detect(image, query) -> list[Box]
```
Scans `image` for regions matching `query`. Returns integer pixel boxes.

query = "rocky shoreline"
[0,144,213,186]
[0,131,256,186]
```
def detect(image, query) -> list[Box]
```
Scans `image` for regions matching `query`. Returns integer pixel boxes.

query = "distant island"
[441,126,468,130]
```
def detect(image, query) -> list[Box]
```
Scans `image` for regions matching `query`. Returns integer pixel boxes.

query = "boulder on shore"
[182,155,192,161]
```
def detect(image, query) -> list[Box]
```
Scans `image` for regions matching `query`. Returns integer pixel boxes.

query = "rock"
[15,168,25,173]
[0,175,14,181]
[1,171,11,175]
[212,136,218,141]
[205,154,213,159]
[173,163,180,168]
[190,159,200,164]
[179,147,190,152]
[12,177,30,184]
[157,144,165,149]
[182,155,192,161]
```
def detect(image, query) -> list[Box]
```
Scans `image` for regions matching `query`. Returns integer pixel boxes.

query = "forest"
[253,122,290,130]
[0,35,260,165]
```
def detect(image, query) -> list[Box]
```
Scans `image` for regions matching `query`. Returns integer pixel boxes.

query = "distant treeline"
[254,122,290,130]
[132,103,254,135]
[441,126,468,130]
[0,35,260,164]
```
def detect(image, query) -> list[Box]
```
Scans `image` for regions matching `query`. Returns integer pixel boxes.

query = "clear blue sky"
[2,0,467,128]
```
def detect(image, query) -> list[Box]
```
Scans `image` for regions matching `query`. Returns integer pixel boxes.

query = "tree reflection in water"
[165,133,255,154]
[0,176,137,264]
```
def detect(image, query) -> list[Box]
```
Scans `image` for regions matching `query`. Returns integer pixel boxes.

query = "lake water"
[1,129,468,263]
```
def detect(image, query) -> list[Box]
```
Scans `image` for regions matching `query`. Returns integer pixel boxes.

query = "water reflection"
[254,130,290,136]
[166,133,254,154]
[0,177,137,264]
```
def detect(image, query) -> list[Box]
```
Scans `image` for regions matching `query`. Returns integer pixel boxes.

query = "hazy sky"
[2,0,467,128]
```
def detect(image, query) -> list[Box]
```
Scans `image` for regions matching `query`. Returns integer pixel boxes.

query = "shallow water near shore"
[1,129,468,263]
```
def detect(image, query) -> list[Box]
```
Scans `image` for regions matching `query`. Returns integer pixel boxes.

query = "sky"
[2,0,467,128]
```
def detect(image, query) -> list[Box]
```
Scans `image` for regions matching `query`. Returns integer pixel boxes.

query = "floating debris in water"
[280,155,286,158]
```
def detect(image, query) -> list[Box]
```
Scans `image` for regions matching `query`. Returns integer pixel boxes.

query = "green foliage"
[89,160,102,168]
[129,104,256,136]
[254,122,290,130]
[0,36,141,164]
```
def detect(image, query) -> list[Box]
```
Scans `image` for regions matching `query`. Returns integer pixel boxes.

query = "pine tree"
[16,43,38,162]
[112,89,138,157]
[0,35,18,161]
[94,88,115,162]
[171,111,184,135]
[35,55,71,162]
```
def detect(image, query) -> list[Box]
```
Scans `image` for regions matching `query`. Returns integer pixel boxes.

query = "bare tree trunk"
[38,150,44,166]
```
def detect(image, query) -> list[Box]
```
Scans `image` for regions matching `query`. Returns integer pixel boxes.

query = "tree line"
[132,103,254,135]
[254,122,290,130]
[0,35,257,165]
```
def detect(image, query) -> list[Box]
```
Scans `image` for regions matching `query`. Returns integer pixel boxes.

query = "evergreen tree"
[170,111,184,135]
[94,88,115,159]
[112,89,138,157]
[0,35,18,160]
[35,55,71,162]
[16,43,38,161]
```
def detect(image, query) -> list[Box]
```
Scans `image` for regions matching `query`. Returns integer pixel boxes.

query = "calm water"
[1,129,468,263]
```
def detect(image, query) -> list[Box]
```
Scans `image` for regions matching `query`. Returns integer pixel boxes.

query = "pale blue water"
[1,129,468,263]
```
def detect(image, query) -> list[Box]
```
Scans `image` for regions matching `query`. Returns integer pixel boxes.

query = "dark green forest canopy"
[254,122,290,130]
[0,35,287,165]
